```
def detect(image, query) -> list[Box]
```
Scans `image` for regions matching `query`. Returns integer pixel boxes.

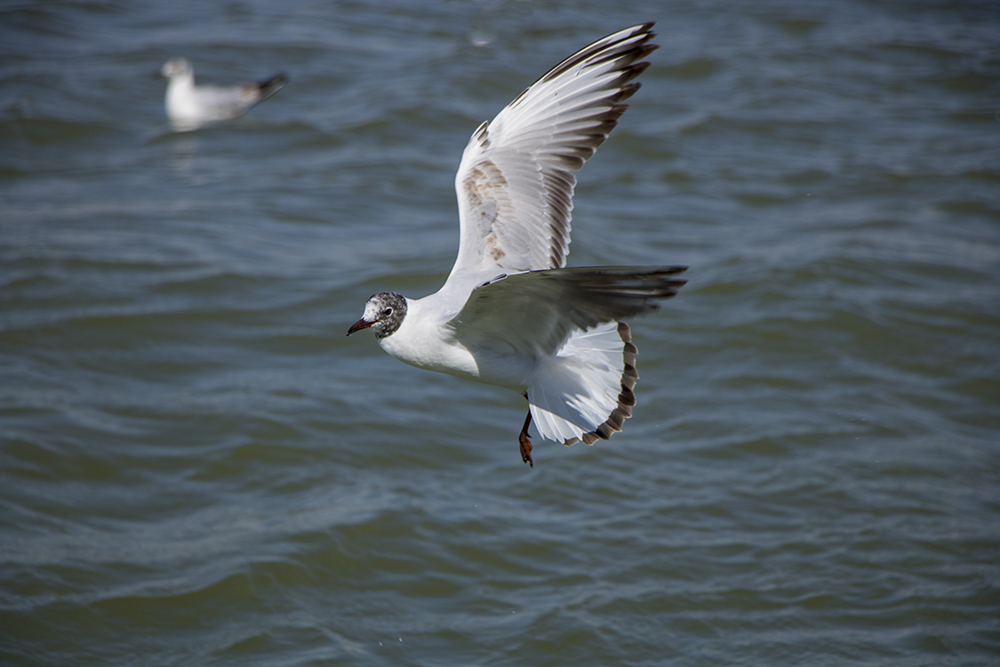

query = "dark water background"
[2,0,999,665]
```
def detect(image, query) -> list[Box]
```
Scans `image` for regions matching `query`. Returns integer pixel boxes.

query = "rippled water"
[2,1,999,665]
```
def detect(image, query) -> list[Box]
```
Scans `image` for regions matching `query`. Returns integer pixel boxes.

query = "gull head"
[157,58,193,80]
[347,292,407,339]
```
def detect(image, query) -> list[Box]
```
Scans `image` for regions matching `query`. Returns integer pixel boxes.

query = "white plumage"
[157,58,287,131]
[348,24,686,466]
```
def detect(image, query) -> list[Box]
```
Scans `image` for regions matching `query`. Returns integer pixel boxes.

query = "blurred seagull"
[348,23,686,466]
[156,58,287,131]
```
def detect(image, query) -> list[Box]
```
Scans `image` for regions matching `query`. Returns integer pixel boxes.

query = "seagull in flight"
[156,58,287,131]
[348,23,686,466]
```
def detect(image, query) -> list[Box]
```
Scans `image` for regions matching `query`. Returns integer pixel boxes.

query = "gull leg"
[518,409,533,467]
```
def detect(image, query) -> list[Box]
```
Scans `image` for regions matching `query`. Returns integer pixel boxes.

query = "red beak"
[347,319,374,336]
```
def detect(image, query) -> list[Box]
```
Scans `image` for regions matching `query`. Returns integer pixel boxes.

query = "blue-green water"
[2,1,999,665]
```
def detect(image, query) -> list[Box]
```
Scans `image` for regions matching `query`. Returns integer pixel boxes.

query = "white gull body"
[348,24,686,465]
[157,58,287,131]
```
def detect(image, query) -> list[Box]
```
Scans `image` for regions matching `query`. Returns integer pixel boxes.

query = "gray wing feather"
[448,266,686,356]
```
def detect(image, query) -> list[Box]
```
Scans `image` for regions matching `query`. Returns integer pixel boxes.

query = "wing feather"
[443,24,658,293]
[447,266,686,357]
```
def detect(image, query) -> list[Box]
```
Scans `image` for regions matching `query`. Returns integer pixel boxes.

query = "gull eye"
[382,307,393,317]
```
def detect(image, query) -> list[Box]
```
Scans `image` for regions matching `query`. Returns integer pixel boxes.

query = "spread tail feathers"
[527,321,638,445]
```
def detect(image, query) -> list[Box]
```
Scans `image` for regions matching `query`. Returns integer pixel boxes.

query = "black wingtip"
[257,73,288,97]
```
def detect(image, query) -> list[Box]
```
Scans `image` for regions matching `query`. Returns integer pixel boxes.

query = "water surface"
[2,1,999,665]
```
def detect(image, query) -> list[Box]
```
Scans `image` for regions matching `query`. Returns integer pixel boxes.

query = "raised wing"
[447,266,686,357]
[442,24,658,293]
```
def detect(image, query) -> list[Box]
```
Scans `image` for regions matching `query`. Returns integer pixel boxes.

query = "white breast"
[377,295,534,391]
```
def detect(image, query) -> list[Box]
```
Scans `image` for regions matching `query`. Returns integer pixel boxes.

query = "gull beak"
[347,319,374,336]
[152,68,166,79]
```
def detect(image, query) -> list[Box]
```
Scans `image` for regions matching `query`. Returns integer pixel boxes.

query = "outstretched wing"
[447,266,686,357]
[442,24,658,294]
